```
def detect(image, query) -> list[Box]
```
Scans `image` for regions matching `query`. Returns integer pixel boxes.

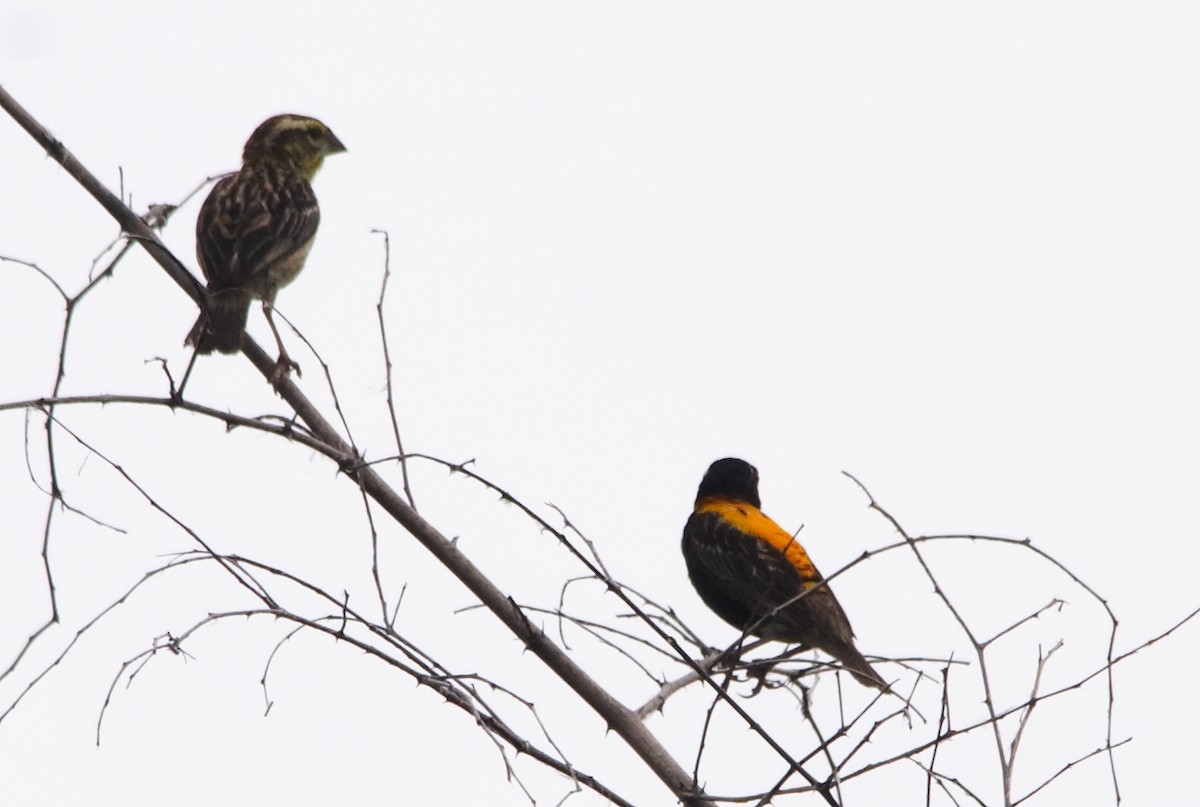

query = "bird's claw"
[269,354,302,384]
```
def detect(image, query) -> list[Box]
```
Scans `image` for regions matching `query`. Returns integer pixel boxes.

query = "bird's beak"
[325,131,347,155]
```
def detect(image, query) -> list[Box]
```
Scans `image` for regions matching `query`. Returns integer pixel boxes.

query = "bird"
[185,113,346,380]
[681,457,890,691]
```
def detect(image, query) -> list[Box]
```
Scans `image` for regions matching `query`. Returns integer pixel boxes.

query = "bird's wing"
[683,506,855,646]
[196,169,320,291]
[195,173,240,286]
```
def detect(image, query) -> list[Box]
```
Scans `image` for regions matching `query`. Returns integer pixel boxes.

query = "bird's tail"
[827,641,891,692]
[185,288,252,354]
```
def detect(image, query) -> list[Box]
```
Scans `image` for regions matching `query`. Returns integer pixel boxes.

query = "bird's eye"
[307,128,324,140]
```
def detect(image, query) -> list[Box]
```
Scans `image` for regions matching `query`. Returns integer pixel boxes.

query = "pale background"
[2,3,1199,805]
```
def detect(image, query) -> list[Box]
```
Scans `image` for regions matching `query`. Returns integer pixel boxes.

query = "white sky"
[2,2,1199,805]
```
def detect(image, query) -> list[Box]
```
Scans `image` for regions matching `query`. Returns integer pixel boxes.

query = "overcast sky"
[3,3,1199,805]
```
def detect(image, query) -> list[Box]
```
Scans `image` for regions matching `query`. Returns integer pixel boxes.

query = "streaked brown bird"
[681,457,890,691]
[185,113,346,379]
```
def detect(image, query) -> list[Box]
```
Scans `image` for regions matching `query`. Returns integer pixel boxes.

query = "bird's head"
[242,114,347,179]
[695,457,762,508]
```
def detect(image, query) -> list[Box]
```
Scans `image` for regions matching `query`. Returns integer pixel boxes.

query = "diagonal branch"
[0,80,708,807]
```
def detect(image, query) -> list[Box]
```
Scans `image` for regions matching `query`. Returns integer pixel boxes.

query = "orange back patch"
[696,499,821,585]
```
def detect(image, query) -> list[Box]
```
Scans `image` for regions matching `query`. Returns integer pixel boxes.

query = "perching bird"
[681,457,889,690]
[185,113,346,380]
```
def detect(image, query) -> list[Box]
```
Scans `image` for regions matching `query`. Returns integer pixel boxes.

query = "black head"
[694,457,761,508]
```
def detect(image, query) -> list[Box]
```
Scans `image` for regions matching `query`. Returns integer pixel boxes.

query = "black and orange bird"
[185,114,346,379]
[681,457,889,690]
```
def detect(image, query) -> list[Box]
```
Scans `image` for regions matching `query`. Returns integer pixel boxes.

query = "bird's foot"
[269,353,302,384]
[744,658,785,695]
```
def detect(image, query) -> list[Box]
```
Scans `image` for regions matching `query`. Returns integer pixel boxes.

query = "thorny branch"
[843,470,1123,806]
